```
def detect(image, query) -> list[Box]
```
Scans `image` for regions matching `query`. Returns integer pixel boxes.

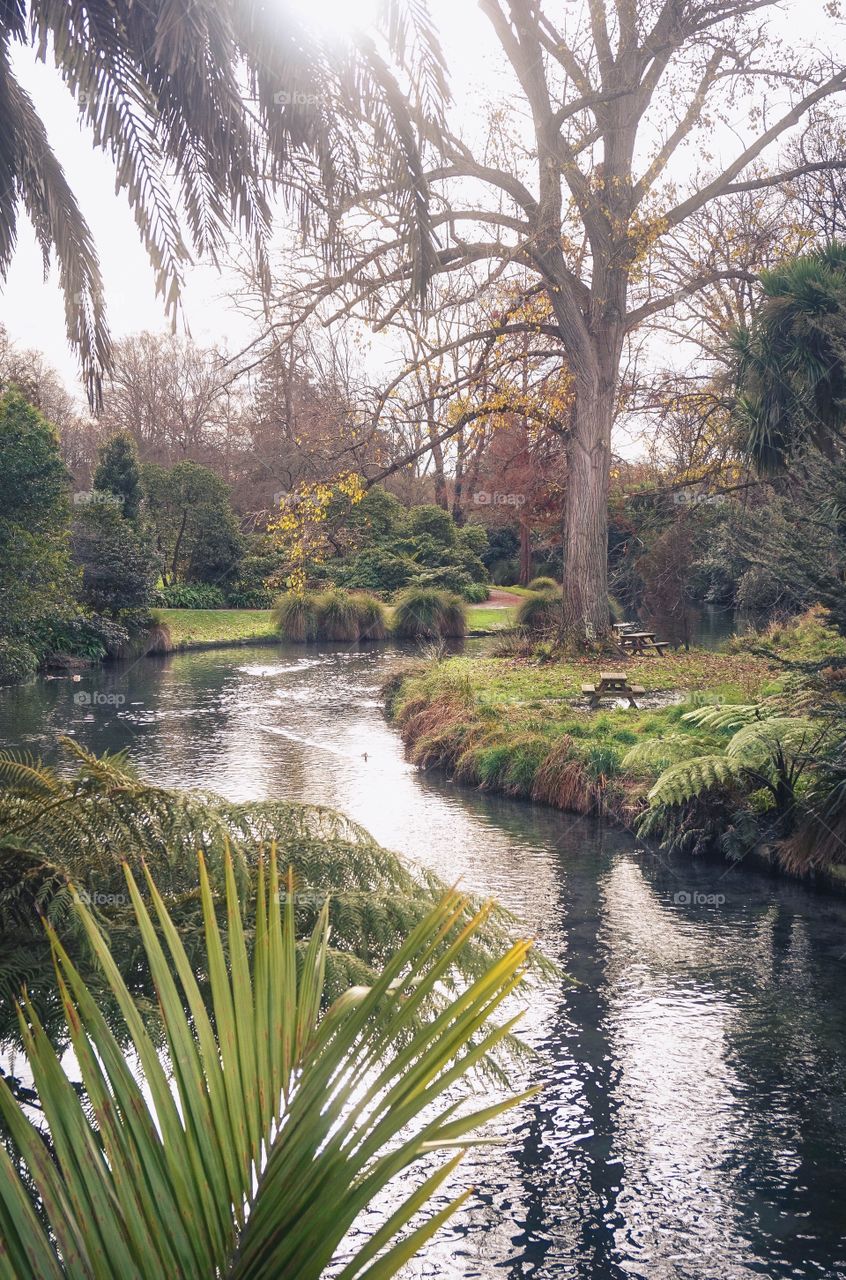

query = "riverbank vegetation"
[388,612,846,883]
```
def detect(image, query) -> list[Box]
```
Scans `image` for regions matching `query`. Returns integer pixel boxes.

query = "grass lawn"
[466,605,517,631]
[160,602,516,648]
[159,609,278,648]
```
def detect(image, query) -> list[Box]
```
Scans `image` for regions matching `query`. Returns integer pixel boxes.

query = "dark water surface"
[1,644,845,1279]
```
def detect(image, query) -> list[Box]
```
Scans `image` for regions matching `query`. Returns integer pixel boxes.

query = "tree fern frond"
[725,717,816,766]
[682,703,766,731]
[647,754,742,807]
[621,733,718,775]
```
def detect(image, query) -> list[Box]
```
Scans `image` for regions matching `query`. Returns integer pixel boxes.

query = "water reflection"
[0,645,845,1278]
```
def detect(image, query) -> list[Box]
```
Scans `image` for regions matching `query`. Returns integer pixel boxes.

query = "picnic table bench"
[618,630,669,656]
[581,671,646,709]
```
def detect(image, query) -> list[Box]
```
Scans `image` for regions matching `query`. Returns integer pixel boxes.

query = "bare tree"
[98,333,242,469]
[285,0,846,641]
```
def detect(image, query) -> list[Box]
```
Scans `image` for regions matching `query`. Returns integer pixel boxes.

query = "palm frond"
[0,851,532,1278]
[1,0,446,395]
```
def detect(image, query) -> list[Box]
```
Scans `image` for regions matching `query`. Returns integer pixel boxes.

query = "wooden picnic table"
[581,671,645,709]
[619,630,669,656]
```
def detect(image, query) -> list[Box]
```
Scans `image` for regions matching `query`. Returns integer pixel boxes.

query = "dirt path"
[486,589,523,608]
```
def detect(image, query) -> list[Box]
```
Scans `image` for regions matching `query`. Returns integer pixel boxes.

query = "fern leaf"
[647,755,742,807]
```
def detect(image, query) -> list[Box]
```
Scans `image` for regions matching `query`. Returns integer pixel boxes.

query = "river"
[1,642,845,1280]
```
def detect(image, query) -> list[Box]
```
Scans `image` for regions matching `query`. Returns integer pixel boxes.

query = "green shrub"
[392,587,467,639]
[225,586,275,609]
[526,576,559,592]
[463,582,490,603]
[335,547,416,593]
[516,590,562,633]
[155,583,227,609]
[412,565,476,596]
[31,615,130,664]
[71,504,156,615]
[0,637,37,686]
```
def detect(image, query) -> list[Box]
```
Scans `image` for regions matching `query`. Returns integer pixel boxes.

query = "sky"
[2,0,501,394]
[0,0,839,405]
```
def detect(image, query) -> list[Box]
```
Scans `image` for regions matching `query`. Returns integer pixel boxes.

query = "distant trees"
[93,433,143,523]
[298,0,846,641]
[0,389,72,678]
[142,461,243,588]
[97,334,237,469]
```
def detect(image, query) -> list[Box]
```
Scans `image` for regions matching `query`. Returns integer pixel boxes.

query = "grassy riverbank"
[387,645,780,821]
[159,601,518,649]
[158,608,279,648]
[386,610,846,882]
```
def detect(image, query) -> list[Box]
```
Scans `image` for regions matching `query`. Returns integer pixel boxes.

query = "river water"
[1,642,845,1279]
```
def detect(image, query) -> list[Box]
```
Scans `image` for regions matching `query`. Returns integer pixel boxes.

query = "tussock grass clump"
[313,588,363,642]
[531,737,596,812]
[273,593,320,642]
[395,691,476,772]
[353,592,389,640]
[516,589,562,634]
[392,586,467,639]
[526,576,559,592]
[274,590,387,643]
[145,611,173,654]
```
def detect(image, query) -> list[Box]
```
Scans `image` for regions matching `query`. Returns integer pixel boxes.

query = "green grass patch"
[158,609,278,648]
[466,605,517,632]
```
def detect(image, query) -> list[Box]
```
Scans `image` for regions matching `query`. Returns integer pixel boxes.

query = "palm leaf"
[2,0,446,398]
[0,849,532,1278]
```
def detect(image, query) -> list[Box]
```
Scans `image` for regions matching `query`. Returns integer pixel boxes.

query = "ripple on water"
[1,644,845,1280]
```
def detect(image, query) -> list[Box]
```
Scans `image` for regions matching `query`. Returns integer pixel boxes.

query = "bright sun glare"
[286,0,382,35]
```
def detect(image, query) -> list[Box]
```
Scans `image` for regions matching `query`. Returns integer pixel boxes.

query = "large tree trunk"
[519,517,531,585]
[561,379,614,642]
[426,398,448,511]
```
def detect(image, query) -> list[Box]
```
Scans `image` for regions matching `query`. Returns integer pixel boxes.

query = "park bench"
[582,671,645,709]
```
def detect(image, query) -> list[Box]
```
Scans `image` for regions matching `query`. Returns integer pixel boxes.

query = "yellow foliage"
[268,471,365,595]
